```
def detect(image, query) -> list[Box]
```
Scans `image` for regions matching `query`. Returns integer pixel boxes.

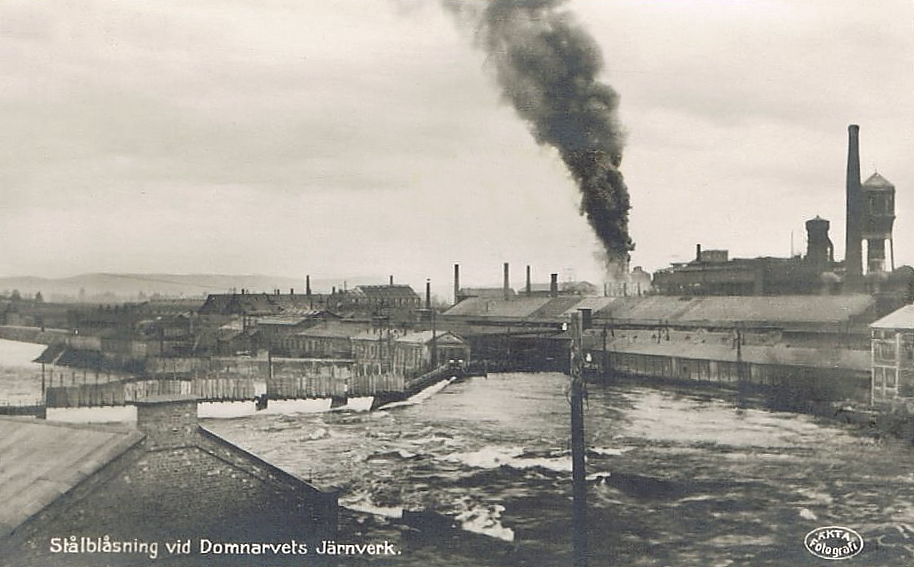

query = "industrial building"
[870,305,914,404]
[652,125,906,298]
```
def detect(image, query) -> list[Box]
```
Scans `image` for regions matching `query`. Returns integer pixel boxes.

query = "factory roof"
[445,294,876,328]
[672,295,874,324]
[198,293,329,316]
[393,330,467,345]
[458,287,517,298]
[871,304,914,330]
[256,311,336,326]
[351,285,420,301]
[561,297,618,316]
[530,296,587,319]
[445,296,553,318]
[0,418,144,539]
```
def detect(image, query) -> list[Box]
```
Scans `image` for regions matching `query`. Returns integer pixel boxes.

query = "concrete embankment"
[0,325,69,345]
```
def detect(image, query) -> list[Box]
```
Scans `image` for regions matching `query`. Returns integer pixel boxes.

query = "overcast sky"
[1,0,912,292]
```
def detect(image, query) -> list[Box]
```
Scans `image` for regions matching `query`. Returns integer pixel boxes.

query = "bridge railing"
[46,378,257,408]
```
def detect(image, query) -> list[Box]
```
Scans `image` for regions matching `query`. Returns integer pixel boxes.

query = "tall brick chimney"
[846,124,863,279]
[503,263,510,301]
[453,264,460,305]
[306,275,312,296]
[550,273,559,297]
[526,265,532,296]
[135,395,199,450]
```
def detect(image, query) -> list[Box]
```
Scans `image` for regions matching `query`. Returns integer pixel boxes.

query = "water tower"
[860,172,896,273]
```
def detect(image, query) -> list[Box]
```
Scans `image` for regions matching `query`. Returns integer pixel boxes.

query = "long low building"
[443,294,890,349]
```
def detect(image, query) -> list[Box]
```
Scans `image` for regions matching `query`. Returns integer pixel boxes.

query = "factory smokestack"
[526,265,532,296]
[454,263,460,305]
[444,0,633,274]
[503,262,510,301]
[846,124,863,279]
[426,279,432,310]
[550,273,559,297]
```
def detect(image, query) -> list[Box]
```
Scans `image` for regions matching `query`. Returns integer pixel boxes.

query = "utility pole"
[570,312,588,567]
[431,308,438,368]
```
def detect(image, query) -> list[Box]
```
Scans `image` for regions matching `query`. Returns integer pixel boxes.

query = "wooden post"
[570,312,588,567]
[431,309,438,368]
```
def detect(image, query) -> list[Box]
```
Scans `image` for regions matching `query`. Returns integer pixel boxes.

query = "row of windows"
[873,366,898,388]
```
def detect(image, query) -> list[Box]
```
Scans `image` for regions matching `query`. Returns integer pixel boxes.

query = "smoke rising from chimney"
[444,0,634,274]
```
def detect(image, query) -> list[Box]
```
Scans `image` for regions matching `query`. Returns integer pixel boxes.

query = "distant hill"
[0,273,386,302]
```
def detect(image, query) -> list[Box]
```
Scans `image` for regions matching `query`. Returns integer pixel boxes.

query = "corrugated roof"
[680,295,874,324]
[871,304,914,330]
[529,296,587,319]
[0,418,144,539]
[445,294,876,328]
[353,285,419,300]
[459,288,517,298]
[444,296,552,318]
[596,296,699,321]
[601,295,874,325]
[561,297,618,316]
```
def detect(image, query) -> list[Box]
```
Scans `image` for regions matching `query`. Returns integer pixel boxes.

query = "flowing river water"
[3,339,914,566]
[208,372,914,566]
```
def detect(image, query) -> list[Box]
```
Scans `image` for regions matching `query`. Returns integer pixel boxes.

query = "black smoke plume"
[444,0,633,274]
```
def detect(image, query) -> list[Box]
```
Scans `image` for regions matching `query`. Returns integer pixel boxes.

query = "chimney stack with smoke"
[443,0,634,272]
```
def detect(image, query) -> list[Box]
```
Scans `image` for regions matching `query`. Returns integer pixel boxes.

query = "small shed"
[869,304,914,403]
